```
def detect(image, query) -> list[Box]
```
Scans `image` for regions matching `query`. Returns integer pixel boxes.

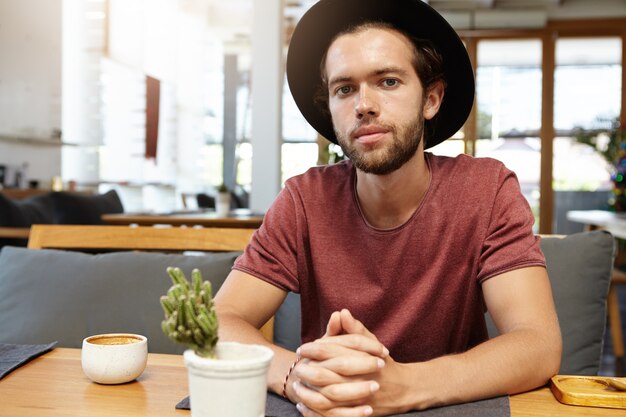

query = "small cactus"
[160,267,219,358]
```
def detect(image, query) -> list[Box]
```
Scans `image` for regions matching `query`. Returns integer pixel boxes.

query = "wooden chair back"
[26,224,273,341]
[28,224,256,251]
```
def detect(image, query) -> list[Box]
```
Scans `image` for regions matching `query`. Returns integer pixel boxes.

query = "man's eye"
[337,86,352,95]
[383,79,398,87]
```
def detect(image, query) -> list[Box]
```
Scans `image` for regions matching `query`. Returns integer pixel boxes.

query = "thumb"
[340,309,377,339]
[323,311,343,337]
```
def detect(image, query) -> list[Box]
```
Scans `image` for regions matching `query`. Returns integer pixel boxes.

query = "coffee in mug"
[81,333,148,384]
[87,335,143,345]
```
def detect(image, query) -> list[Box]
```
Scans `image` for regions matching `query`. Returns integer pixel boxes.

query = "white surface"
[250,0,284,213]
[0,0,62,183]
[566,210,626,240]
[184,342,274,417]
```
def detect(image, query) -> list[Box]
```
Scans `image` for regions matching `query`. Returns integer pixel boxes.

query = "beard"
[334,111,424,176]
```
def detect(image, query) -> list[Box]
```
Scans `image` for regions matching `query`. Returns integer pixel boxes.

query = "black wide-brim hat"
[286,0,475,149]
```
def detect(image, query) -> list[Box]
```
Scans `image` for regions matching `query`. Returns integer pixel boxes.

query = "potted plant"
[574,117,626,211]
[216,183,231,217]
[160,267,274,417]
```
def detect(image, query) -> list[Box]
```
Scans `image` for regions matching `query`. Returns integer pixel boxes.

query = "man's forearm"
[294,308,560,415]
[218,311,298,395]
[400,328,562,411]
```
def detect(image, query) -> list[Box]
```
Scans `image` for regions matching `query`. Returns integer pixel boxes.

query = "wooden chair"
[608,270,626,358]
[27,224,274,341]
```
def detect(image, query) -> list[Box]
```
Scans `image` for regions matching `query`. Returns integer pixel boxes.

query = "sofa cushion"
[0,246,241,354]
[0,193,54,227]
[486,230,614,375]
[50,190,123,225]
[0,193,54,247]
[274,292,302,352]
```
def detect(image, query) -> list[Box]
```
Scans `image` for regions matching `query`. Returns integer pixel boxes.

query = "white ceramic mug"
[81,333,148,384]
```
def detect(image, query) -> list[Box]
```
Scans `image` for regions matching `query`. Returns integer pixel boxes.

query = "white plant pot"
[184,342,274,417]
[216,192,231,217]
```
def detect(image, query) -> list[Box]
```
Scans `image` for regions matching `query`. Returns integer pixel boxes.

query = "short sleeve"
[477,166,546,283]
[233,185,301,293]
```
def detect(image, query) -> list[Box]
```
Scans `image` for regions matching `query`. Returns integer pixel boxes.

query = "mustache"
[348,119,395,138]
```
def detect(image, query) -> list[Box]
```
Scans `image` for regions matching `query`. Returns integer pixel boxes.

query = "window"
[281,74,319,183]
[475,39,543,229]
[553,37,621,191]
[552,37,621,232]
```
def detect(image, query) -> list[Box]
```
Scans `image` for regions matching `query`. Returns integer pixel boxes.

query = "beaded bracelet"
[282,355,302,399]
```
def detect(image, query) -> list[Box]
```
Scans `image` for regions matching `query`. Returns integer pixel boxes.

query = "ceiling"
[425,0,626,28]
[203,0,626,48]
[284,0,626,28]
[428,0,564,9]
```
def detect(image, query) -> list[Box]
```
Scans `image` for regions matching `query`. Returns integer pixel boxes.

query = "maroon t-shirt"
[234,153,545,363]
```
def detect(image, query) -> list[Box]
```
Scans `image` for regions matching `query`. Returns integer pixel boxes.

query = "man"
[215,0,562,416]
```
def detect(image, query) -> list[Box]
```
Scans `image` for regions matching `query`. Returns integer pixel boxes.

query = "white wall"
[104,0,227,212]
[0,0,62,185]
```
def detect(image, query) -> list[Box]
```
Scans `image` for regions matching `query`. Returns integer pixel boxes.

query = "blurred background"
[0,0,625,234]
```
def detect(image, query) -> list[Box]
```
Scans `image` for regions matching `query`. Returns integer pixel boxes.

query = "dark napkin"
[176,392,510,417]
[0,341,58,379]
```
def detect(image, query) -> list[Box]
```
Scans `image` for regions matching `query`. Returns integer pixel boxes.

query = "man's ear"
[423,80,445,121]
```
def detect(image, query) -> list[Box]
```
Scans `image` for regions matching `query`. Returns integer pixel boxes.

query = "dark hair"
[314,21,447,144]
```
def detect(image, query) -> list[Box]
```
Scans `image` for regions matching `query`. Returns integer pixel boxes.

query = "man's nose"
[354,87,379,119]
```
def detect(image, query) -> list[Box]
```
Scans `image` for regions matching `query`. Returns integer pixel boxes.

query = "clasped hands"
[286,309,410,417]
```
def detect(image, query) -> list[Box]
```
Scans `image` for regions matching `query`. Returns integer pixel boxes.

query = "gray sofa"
[0,246,300,354]
[0,190,124,247]
[0,230,614,375]
[486,231,614,375]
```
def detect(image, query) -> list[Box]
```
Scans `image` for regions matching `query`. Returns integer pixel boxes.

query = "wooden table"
[0,188,52,200]
[102,210,263,229]
[0,189,93,200]
[1,348,188,416]
[1,348,623,416]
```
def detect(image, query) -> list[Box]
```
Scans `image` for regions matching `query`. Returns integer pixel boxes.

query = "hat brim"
[286,0,475,149]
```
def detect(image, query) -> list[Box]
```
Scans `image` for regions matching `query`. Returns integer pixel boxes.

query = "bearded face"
[334,107,424,175]
[325,28,431,176]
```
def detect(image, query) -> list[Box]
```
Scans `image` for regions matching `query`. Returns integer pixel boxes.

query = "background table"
[0,227,30,239]
[102,209,263,229]
[1,348,624,416]
[566,210,626,240]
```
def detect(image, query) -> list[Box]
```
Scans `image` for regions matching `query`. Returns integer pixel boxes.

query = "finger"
[294,380,343,411]
[339,310,388,355]
[294,380,376,410]
[296,355,383,385]
[295,360,347,386]
[318,354,385,377]
[301,334,388,359]
[297,402,374,417]
[324,311,343,337]
[296,403,323,417]
[318,380,380,402]
[299,339,374,362]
